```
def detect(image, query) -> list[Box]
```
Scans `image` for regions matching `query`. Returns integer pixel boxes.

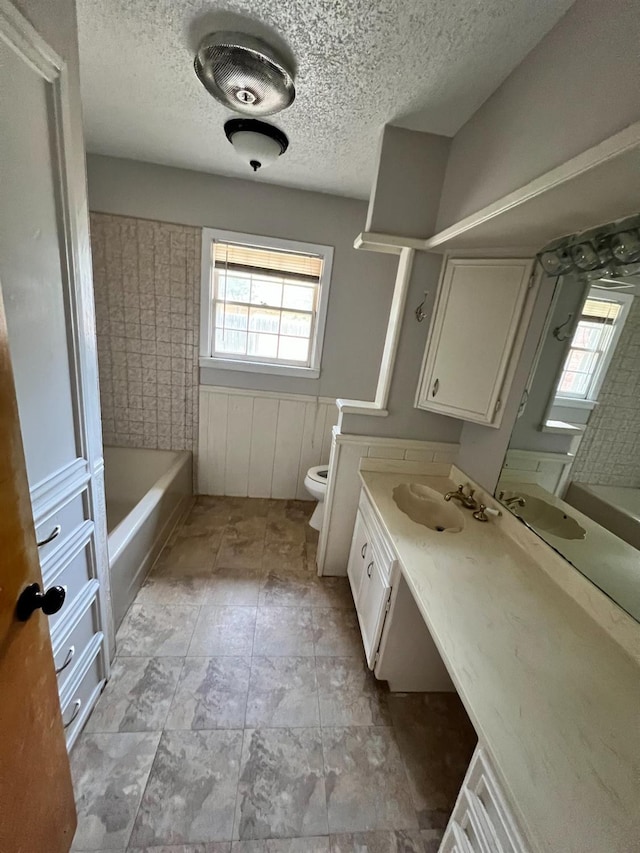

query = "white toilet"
[304,465,329,531]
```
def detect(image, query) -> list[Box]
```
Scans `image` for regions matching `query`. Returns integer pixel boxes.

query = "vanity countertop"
[359,470,640,853]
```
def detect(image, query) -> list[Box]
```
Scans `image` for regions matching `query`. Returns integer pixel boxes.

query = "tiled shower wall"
[571,295,640,486]
[90,213,200,451]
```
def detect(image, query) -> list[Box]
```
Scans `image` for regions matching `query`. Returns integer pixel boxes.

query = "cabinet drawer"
[357,556,391,668]
[60,634,105,749]
[51,582,101,697]
[44,532,95,634]
[35,488,89,566]
[466,749,528,853]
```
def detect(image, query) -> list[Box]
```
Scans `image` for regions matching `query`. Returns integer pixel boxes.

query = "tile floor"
[71,496,476,853]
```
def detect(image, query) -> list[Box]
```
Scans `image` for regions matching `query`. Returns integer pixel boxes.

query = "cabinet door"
[347,509,371,604]
[416,258,534,426]
[357,554,391,669]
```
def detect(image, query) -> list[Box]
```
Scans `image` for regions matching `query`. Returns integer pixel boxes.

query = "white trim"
[200,226,333,377]
[553,396,598,411]
[29,458,90,524]
[336,399,389,417]
[353,231,424,254]
[200,383,337,406]
[425,121,640,250]
[200,355,320,378]
[375,247,415,408]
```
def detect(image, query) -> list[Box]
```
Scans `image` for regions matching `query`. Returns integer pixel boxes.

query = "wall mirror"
[496,253,640,622]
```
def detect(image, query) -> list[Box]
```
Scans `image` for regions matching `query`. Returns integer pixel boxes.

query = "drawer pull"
[63,698,82,729]
[367,561,373,578]
[56,645,75,676]
[431,377,440,398]
[37,524,61,548]
[361,542,367,559]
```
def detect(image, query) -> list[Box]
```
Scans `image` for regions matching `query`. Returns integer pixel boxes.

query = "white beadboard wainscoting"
[198,386,338,499]
[318,430,460,576]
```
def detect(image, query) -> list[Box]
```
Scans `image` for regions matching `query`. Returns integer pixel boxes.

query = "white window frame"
[553,288,633,408]
[199,227,333,378]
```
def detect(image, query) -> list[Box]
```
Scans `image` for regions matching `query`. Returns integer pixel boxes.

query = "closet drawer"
[51,581,100,696]
[44,531,95,634]
[60,634,105,749]
[35,489,88,565]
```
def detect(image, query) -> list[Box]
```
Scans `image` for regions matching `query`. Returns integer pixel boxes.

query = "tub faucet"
[444,484,477,509]
[501,494,526,508]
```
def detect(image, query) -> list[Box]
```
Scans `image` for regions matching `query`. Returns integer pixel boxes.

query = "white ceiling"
[76,0,574,200]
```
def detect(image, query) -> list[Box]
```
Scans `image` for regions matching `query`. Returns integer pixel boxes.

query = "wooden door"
[0,299,76,851]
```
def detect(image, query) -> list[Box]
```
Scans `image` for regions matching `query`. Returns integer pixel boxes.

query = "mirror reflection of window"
[554,288,633,404]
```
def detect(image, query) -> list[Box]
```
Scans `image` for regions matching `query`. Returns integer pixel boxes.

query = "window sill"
[199,356,320,379]
[553,397,598,411]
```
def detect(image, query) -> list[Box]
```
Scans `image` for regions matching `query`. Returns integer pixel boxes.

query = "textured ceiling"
[77,0,574,200]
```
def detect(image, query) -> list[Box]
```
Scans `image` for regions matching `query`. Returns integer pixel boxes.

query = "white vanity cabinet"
[440,747,529,853]
[415,258,535,427]
[346,499,394,669]
[347,489,455,689]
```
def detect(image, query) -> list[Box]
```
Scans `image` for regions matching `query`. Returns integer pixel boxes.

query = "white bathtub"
[564,482,640,551]
[105,446,193,629]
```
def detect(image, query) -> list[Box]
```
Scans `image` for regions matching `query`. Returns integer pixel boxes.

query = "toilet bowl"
[304,465,329,531]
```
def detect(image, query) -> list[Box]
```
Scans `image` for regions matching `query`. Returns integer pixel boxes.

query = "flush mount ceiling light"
[224,118,289,172]
[194,31,295,116]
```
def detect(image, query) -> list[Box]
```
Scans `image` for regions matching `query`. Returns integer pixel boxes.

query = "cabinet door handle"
[361,542,367,559]
[431,378,439,397]
[367,561,373,578]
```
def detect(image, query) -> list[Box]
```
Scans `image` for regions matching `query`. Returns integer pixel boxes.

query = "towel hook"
[553,313,574,342]
[415,291,428,322]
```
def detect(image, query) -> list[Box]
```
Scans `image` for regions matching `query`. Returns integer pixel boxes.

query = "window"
[200,229,333,378]
[555,288,633,403]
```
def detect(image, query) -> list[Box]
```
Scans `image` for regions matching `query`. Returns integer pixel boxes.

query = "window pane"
[249,307,280,334]
[251,278,282,308]
[217,304,248,331]
[558,370,591,397]
[278,336,309,362]
[283,283,315,311]
[572,321,606,350]
[215,328,247,354]
[224,274,251,302]
[281,311,312,338]
[248,332,278,358]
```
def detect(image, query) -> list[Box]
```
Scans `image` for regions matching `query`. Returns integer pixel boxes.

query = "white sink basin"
[504,492,586,540]
[393,483,464,533]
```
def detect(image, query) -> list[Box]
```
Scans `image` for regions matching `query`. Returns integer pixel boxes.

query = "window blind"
[214,242,323,282]
[581,298,622,325]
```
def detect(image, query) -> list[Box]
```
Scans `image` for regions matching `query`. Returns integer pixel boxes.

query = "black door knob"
[16,583,66,621]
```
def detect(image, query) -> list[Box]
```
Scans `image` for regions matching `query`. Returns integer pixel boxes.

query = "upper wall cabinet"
[415,257,535,428]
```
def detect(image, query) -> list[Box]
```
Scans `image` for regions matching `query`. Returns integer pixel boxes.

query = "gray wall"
[366,126,451,238]
[86,154,396,400]
[340,251,463,442]
[436,0,640,230]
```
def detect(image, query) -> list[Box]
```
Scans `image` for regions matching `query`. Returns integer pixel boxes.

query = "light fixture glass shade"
[224,118,289,172]
[230,130,283,169]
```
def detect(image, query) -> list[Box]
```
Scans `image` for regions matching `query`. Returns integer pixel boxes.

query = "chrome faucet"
[501,494,526,508]
[444,484,478,509]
